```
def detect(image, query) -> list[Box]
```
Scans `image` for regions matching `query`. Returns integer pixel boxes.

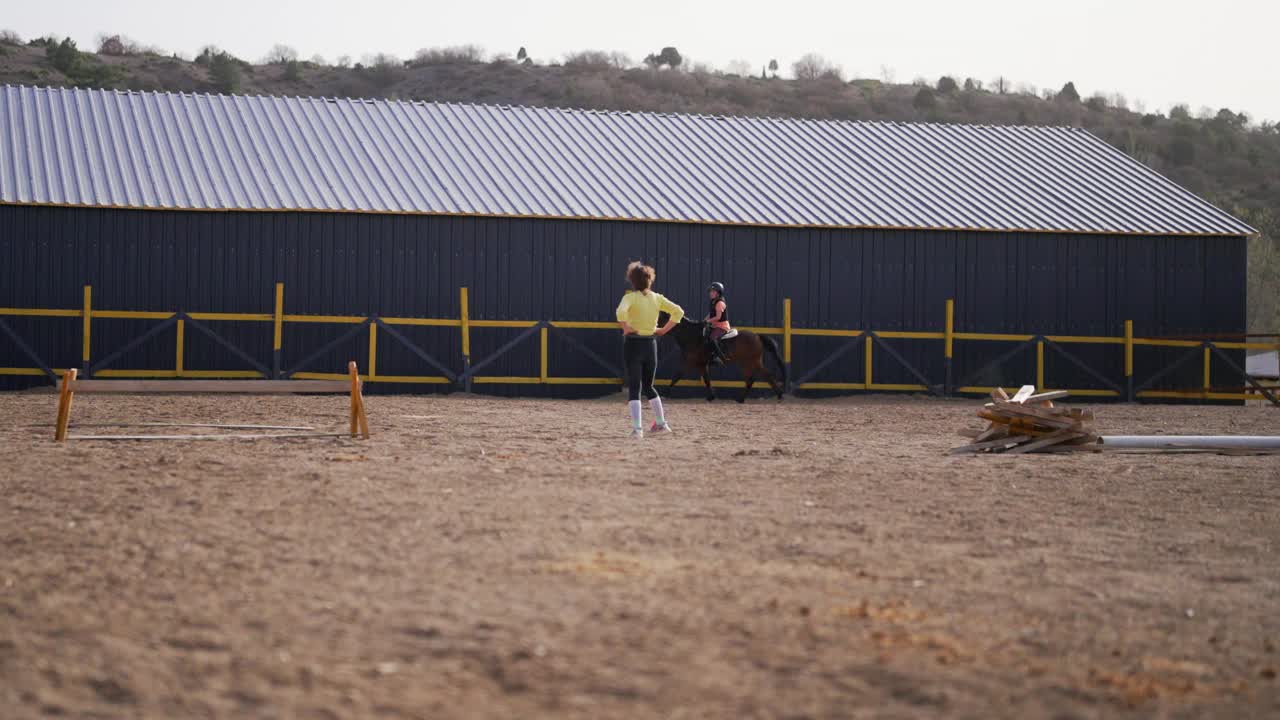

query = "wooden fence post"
[1202,344,1211,397]
[864,332,873,389]
[783,298,792,393]
[175,318,185,376]
[273,282,284,378]
[1036,339,1045,391]
[460,287,472,392]
[367,320,378,380]
[81,285,92,374]
[540,326,549,383]
[1124,319,1134,401]
[944,298,954,395]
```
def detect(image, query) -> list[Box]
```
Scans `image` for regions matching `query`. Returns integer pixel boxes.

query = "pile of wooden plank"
[952,385,1100,454]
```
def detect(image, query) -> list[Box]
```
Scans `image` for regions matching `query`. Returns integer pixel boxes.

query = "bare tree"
[991,76,1009,94]
[725,59,752,77]
[335,55,352,68]
[879,64,896,83]
[608,51,632,69]
[792,53,841,81]
[564,50,613,68]
[265,44,298,64]
[413,45,485,66]
[97,34,128,55]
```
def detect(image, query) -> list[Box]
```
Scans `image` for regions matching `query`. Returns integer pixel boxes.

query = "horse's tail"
[761,335,788,390]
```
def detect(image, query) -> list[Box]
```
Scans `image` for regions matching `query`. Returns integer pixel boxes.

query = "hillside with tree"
[1,32,1276,332]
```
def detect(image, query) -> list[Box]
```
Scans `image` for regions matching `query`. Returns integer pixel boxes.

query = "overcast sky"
[6,0,1277,122]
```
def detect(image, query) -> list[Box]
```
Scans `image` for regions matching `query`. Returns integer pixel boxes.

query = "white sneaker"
[650,421,673,434]
[630,427,644,439]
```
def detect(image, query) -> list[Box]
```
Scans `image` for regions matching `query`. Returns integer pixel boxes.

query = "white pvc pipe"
[1100,435,1280,450]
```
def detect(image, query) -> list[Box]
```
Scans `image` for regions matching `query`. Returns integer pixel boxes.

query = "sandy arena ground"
[1,390,1278,719]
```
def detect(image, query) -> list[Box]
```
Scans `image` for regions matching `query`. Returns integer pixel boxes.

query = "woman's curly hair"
[626,261,655,291]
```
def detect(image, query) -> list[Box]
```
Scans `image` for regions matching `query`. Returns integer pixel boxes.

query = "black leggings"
[624,336,658,401]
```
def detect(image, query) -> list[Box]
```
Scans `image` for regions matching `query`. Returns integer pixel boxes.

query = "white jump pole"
[1100,436,1280,451]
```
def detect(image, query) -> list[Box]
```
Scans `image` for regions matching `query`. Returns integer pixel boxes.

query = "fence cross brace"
[0,317,58,382]
[866,331,941,395]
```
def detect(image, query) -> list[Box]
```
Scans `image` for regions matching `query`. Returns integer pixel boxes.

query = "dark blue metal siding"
[0,206,1246,396]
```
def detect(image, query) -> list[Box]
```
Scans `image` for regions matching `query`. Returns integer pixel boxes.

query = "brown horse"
[666,319,787,402]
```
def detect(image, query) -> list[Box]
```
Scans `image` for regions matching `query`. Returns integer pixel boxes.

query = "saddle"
[720,329,739,340]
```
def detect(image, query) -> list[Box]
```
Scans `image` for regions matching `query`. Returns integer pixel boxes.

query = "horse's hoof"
[736,398,746,404]
[706,396,715,402]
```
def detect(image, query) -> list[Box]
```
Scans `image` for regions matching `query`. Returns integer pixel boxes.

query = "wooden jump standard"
[54,361,370,441]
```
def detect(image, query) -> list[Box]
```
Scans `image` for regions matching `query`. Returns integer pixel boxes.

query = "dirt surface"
[2,391,1279,719]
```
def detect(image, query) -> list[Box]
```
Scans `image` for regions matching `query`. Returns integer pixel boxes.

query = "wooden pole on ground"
[55,368,77,441]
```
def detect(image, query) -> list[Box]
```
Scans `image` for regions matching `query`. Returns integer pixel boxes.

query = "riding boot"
[706,339,724,366]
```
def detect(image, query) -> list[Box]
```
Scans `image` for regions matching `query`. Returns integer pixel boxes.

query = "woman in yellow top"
[616,261,685,438]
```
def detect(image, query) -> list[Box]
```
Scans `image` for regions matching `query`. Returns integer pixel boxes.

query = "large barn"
[0,84,1257,399]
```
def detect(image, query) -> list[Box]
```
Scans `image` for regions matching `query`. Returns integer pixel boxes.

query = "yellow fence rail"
[2,284,1277,402]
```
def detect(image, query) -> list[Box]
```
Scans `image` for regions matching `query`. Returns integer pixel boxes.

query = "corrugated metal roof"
[0,84,1255,235]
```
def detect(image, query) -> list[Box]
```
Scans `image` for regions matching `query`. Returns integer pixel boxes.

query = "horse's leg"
[737,346,767,403]
[669,366,683,387]
[739,363,756,404]
[755,359,783,400]
[702,366,715,401]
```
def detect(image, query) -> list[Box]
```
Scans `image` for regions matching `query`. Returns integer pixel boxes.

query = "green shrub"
[1165,137,1196,166]
[47,38,82,74]
[643,47,682,69]
[208,51,242,93]
[913,87,937,111]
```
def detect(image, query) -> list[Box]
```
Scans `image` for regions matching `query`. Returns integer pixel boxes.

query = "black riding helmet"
[707,281,726,298]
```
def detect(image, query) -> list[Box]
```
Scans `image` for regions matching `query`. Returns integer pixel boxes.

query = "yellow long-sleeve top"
[616,290,684,336]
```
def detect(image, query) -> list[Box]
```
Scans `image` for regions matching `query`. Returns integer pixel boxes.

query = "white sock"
[629,400,643,429]
[649,397,666,426]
